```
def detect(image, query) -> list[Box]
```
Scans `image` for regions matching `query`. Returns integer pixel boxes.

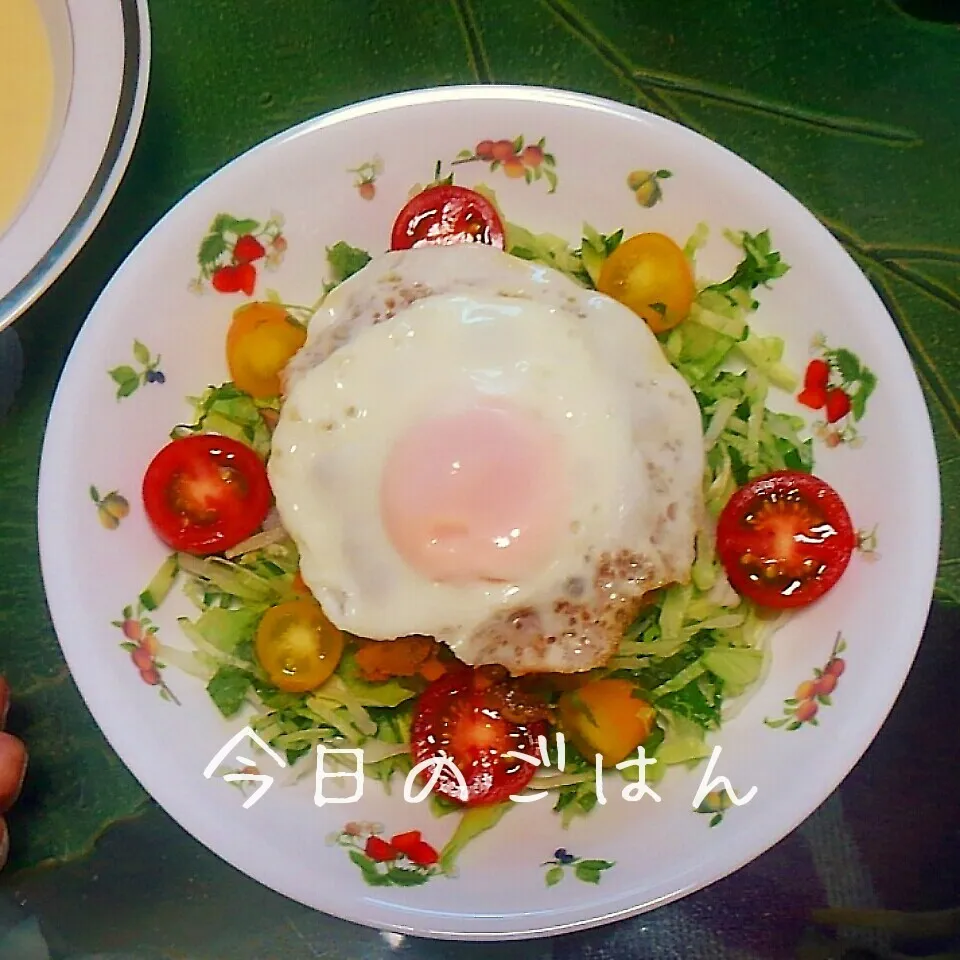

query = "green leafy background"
[0,0,956,955]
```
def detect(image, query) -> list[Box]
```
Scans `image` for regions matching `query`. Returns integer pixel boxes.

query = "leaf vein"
[539,0,919,145]
[15,666,69,698]
[872,246,960,264]
[882,260,960,314]
[449,0,492,84]
[536,0,687,122]
[828,221,960,320]
[630,71,921,145]
[842,248,960,439]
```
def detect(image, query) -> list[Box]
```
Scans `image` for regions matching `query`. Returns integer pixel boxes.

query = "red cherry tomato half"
[390,185,506,251]
[410,667,548,807]
[142,434,272,556]
[715,470,855,609]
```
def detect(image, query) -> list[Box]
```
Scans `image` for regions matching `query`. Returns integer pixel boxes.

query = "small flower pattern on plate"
[695,789,735,827]
[192,212,286,296]
[798,334,877,447]
[328,822,443,887]
[542,848,615,886]
[107,340,164,399]
[112,604,180,704]
[220,763,262,799]
[764,633,846,730]
[857,525,881,562]
[454,136,558,192]
[348,156,383,200]
[626,168,672,207]
[90,486,129,530]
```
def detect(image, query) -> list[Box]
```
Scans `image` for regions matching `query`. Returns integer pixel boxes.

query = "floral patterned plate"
[36,86,940,940]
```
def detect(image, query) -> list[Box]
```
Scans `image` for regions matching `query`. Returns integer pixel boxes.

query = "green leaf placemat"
[0,0,956,873]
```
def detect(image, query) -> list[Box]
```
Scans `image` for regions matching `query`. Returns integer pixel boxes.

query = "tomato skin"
[291,570,312,596]
[825,388,852,423]
[557,678,656,767]
[254,598,344,693]
[390,185,505,251]
[407,840,440,866]
[226,302,307,399]
[142,434,272,556]
[715,470,855,609]
[410,668,548,807]
[596,232,695,333]
[364,836,398,862]
[389,830,422,856]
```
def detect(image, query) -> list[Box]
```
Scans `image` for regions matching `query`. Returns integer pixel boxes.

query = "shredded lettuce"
[701,648,764,691]
[325,241,372,287]
[207,665,255,717]
[704,229,790,306]
[579,224,624,286]
[163,537,427,772]
[471,185,623,290]
[683,221,710,260]
[514,221,804,824]
[505,221,591,286]
[147,211,809,859]
[139,554,179,611]
[655,711,714,767]
[176,552,283,604]
[554,777,601,827]
[332,653,420,708]
[191,607,260,653]
[171,383,279,457]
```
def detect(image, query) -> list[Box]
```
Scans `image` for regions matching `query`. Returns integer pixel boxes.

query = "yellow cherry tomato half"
[596,232,695,334]
[557,678,657,767]
[226,301,307,398]
[254,598,344,693]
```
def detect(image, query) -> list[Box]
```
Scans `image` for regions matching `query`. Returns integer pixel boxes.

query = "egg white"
[269,244,705,673]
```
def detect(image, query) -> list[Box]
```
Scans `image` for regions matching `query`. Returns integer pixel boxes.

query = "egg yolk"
[380,403,567,583]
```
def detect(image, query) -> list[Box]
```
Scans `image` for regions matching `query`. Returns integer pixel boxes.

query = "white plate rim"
[0,0,151,335]
[36,83,942,941]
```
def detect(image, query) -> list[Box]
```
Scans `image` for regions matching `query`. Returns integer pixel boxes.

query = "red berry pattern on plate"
[347,156,383,200]
[327,822,444,886]
[233,234,266,264]
[109,555,181,703]
[764,633,847,731]
[797,334,877,447]
[626,168,672,207]
[106,339,164,400]
[454,136,558,192]
[112,602,180,704]
[192,212,286,295]
[542,848,615,887]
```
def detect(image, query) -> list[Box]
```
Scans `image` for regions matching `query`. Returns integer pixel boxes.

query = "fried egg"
[268,243,705,674]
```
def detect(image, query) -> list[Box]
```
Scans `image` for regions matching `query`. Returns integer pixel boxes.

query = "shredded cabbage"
[145,215,811,851]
